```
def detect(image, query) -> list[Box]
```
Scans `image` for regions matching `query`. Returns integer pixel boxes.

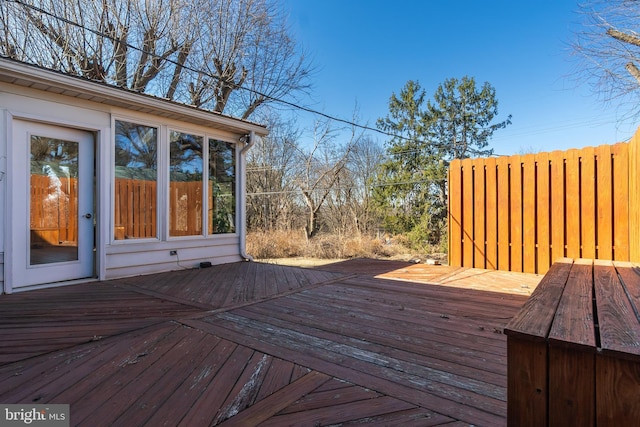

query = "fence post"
[630,130,640,263]
[448,160,463,266]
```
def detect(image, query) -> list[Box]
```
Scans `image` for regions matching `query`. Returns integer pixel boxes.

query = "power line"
[247,179,435,196]
[6,0,413,142]
[9,0,618,158]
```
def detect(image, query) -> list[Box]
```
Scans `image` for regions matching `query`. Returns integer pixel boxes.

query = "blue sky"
[282,0,639,155]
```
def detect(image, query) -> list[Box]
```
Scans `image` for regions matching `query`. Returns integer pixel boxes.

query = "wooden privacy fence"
[113,179,205,239]
[448,136,640,275]
[114,178,157,239]
[30,175,78,246]
[32,177,208,242]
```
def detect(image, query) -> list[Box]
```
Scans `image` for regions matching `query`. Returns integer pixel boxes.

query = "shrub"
[247,230,431,261]
[246,230,305,259]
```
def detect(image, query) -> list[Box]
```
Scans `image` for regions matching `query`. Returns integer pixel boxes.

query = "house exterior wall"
[0,76,254,292]
[0,109,6,293]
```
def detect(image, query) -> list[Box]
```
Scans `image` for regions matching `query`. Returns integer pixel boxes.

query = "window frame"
[112,116,239,244]
[112,117,162,243]
[167,127,205,239]
[208,137,238,235]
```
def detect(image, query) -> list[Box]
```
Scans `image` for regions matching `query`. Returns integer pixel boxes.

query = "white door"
[10,120,95,290]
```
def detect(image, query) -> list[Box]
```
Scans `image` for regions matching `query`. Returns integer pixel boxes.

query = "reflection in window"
[170,130,203,236]
[114,120,158,240]
[209,139,236,234]
[30,136,79,264]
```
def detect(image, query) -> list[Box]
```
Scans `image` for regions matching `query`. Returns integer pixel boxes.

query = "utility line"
[247,179,434,196]
[6,0,418,143]
[9,0,605,156]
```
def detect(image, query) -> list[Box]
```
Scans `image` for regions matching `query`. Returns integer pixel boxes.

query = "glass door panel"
[30,136,80,265]
[11,120,94,291]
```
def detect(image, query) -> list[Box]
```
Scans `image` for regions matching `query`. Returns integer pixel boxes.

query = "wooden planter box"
[504,258,640,427]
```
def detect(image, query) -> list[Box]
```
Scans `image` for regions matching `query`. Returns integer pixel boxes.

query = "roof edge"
[0,57,268,136]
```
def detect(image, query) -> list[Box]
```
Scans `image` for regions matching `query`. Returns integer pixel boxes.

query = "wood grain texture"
[581,147,597,259]
[523,154,537,274]
[506,258,640,426]
[597,144,613,260]
[550,150,567,264]
[548,346,595,427]
[462,158,475,267]
[506,339,547,427]
[448,138,637,274]
[510,157,523,272]
[1,260,538,426]
[536,153,551,274]
[596,355,640,427]
[448,161,463,267]
[548,259,596,349]
[612,143,630,261]
[474,161,487,269]
[629,130,640,262]
[595,261,640,359]
[497,156,511,271]
[504,259,572,340]
[485,157,498,270]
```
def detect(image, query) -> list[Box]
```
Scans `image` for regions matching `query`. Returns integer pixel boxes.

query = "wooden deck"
[0,259,541,426]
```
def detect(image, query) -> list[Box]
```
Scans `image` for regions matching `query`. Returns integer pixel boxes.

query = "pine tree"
[374,77,511,249]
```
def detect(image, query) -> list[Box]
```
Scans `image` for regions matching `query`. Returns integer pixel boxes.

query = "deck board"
[235,300,507,383]
[194,309,507,425]
[0,259,541,426]
[0,283,203,364]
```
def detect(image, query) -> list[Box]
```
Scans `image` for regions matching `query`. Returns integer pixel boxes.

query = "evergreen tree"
[374,77,511,249]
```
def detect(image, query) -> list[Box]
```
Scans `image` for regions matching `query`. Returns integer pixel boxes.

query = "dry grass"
[246,230,444,263]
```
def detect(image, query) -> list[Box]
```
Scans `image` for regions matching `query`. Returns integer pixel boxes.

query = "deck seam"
[184,273,358,320]
[112,282,217,310]
[178,317,495,425]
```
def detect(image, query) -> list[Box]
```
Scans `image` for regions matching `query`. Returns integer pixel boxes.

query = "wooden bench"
[504,258,640,427]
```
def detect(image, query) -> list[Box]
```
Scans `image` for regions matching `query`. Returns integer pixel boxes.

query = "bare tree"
[293,120,364,239]
[188,0,313,119]
[0,0,193,87]
[319,135,384,237]
[573,1,640,116]
[346,135,384,234]
[246,114,301,231]
[0,0,312,120]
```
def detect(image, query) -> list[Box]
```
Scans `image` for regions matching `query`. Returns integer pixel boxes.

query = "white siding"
[0,72,254,292]
[105,235,242,279]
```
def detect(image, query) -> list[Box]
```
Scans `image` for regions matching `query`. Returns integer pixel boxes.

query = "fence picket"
[550,150,566,264]
[448,163,462,266]
[485,157,498,270]
[510,156,523,272]
[596,144,613,260]
[536,152,551,274]
[462,159,474,267]
[448,140,636,273]
[474,160,486,269]
[523,154,537,273]
[497,156,511,271]
[565,149,581,259]
[581,147,596,259]
[630,132,640,262]
[612,143,629,261]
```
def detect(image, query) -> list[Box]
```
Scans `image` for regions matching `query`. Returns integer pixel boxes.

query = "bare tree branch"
[0,0,312,120]
[572,1,640,117]
[626,61,640,85]
[607,28,640,48]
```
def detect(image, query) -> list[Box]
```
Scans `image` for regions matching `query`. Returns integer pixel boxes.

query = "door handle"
[83,213,92,219]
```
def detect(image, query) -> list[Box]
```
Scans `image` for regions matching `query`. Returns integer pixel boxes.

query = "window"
[114,120,158,240]
[209,139,236,234]
[169,130,203,237]
[113,121,237,241]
